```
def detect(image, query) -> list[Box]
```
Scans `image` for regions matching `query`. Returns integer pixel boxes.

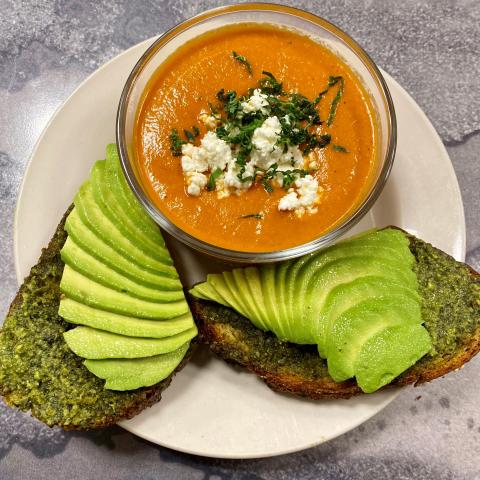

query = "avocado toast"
[189,231,480,399]
[0,209,195,429]
[0,145,197,429]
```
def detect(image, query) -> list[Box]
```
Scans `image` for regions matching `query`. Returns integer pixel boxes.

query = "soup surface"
[135,23,377,252]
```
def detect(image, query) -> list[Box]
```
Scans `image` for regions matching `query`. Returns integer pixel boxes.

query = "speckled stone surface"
[0,1,479,478]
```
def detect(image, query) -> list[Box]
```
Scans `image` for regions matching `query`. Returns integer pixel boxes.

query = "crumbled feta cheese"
[296,175,320,206]
[250,116,282,169]
[181,143,208,173]
[181,132,232,174]
[185,171,207,196]
[278,175,320,215]
[277,145,304,170]
[200,131,232,170]
[224,159,254,191]
[215,177,230,199]
[252,116,281,152]
[278,191,300,211]
[241,89,269,114]
[198,112,219,130]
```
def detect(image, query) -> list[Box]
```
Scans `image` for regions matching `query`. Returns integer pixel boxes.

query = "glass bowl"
[116,3,396,263]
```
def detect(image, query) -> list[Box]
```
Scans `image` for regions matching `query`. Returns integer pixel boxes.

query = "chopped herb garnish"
[326,76,344,126]
[259,71,283,95]
[333,144,349,153]
[208,102,218,115]
[206,167,223,191]
[184,126,200,143]
[176,65,347,198]
[170,128,185,156]
[232,51,253,75]
[240,213,263,219]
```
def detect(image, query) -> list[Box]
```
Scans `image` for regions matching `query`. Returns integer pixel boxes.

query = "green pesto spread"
[410,234,480,359]
[0,211,180,429]
[193,298,331,381]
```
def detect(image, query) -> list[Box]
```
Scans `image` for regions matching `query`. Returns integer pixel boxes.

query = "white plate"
[14,38,465,459]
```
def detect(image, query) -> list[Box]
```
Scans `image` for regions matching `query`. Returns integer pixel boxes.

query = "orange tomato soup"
[135,24,377,252]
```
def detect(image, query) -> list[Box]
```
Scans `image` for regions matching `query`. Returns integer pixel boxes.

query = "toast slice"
[189,232,480,399]
[0,208,195,429]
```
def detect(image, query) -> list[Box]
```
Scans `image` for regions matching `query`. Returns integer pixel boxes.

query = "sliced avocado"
[326,296,422,382]
[190,281,230,307]
[222,270,257,323]
[84,342,190,391]
[60,266,189,319]
[286,237,416,343]
[61,237,183,302]
[207,273,254,322]
[339,228,414,264]
[90,160,169,263]
[355,323,431,393]
[232,268,268,332]
[317,276,420,357]
[59,298,194,338]
[105,144,164,242]
[275,259,295,341]
[188,227,431,394]
[259,264,287,341]
[301,255,418,345]
[64,325,197,359]
[243,267,269,331]
[65,209,180,285]
[74,182,173,272]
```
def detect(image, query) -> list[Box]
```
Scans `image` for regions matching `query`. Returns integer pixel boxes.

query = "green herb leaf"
[208,102,218,114]
[206,168,223,191]
[240,213,263,219]
[326,76,344,126]
[170,128,185,156]
[333,144,349,153]
[183,126,200,143]
[259,71,283,95]
[232,51,253,75]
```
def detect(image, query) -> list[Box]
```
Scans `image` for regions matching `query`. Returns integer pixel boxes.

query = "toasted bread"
[189,232,480,399]
[0,209,195,429]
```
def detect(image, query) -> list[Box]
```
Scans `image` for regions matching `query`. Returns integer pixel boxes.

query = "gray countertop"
[1,1,479,478]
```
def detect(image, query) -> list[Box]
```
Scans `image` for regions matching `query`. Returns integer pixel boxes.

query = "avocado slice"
[84,342,190,391]
[104,144,164,243]
[59,298,194,338]
[91,160,170,263]
[289,240,416,344]
[326,296,422,382]
[65,209,180,285]
[299,255,416,345]
[232,268,268,332]
[206,273,253,321]
[243,266,270,331]
[74,182,173,272]
[63,326,197,359]
[355,323,431,393]
[61,237,183,302]
[260,264,288,341]
[275,259,295,341]
[190,281,230,307]
[60,266,189,319]
[317,276,420,357]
